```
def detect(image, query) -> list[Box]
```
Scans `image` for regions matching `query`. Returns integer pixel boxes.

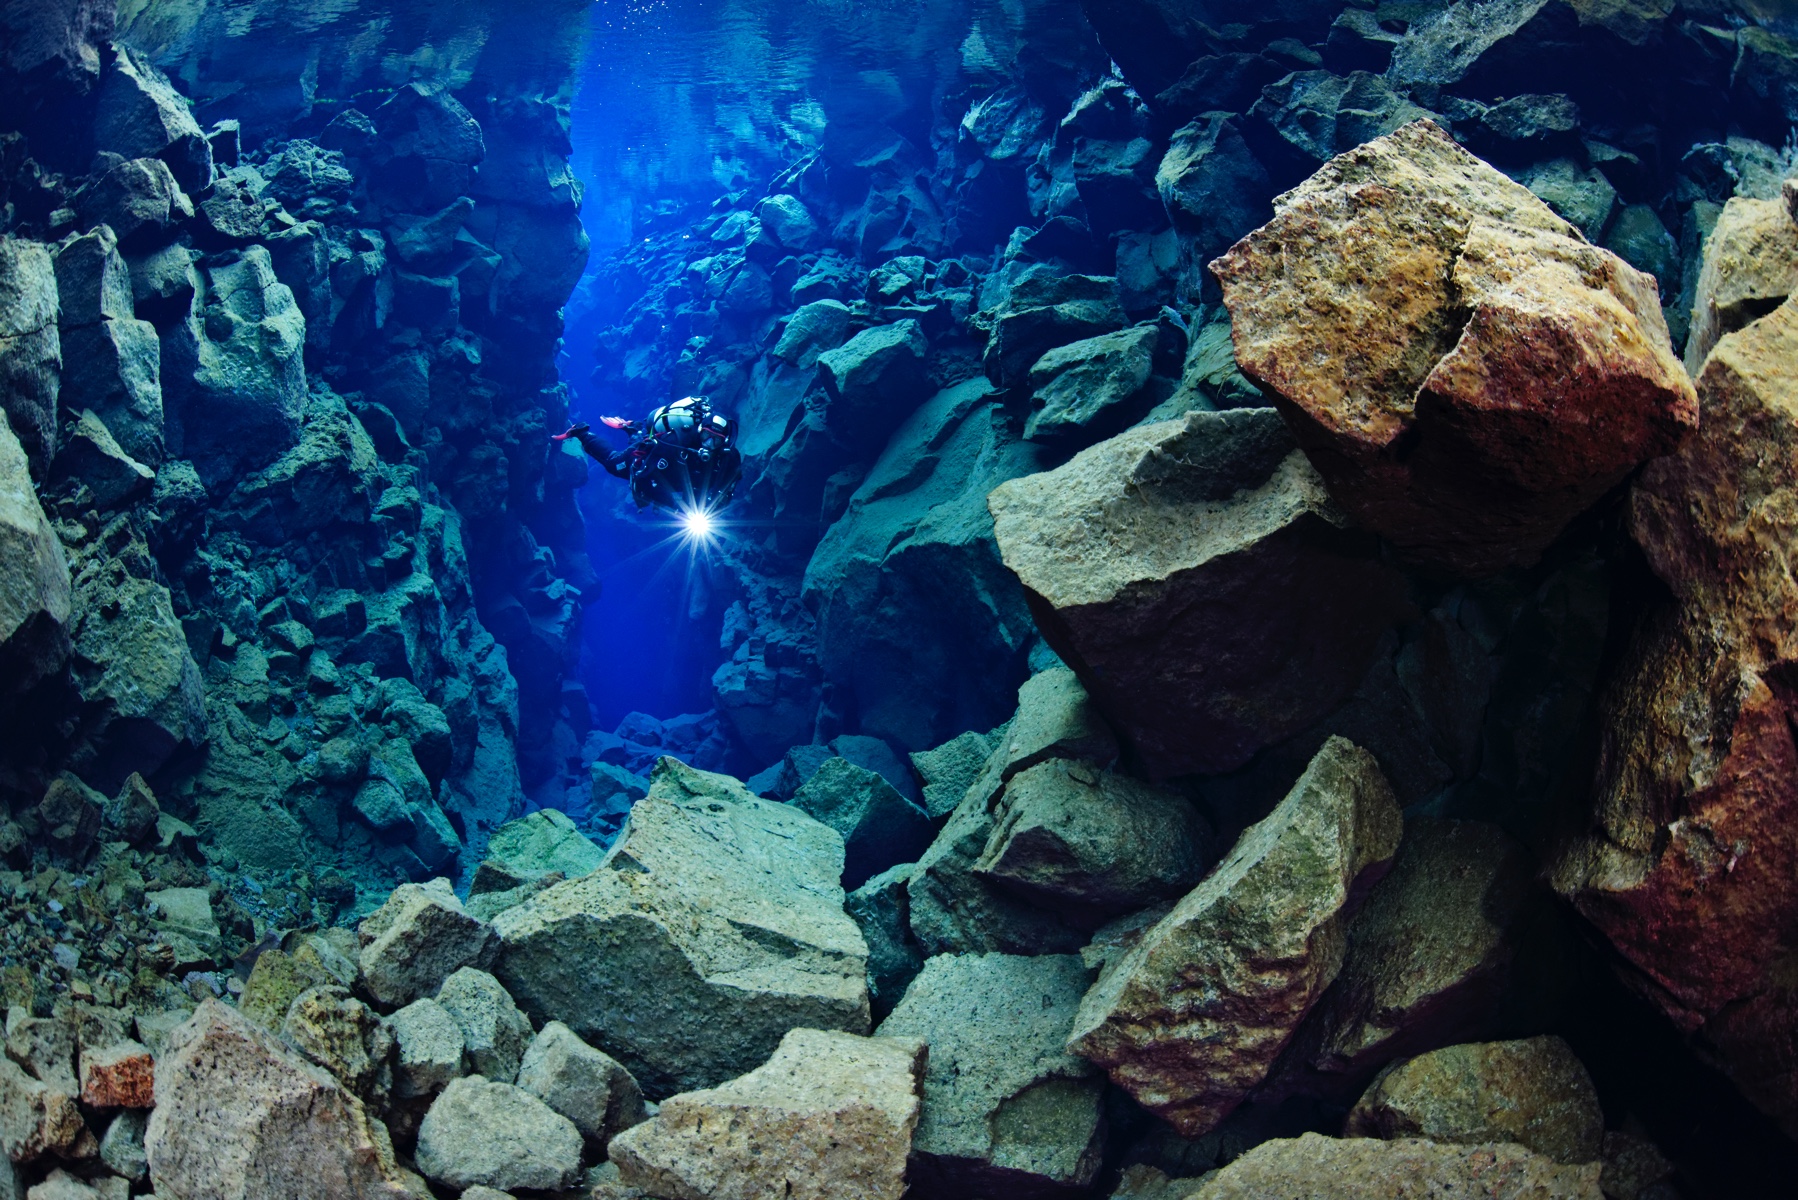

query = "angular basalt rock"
[910,726,1003,820]
[0,239,62,476]
[434,968,531,1085]
[611,1029,924,1200]
[280,988,393,1101]
[1067,738,1401,1135]
[1186,1132,1602,1200]
[1550,296,1798,1135]
[74,157,193,246]
[0,410,70,707]
[78,1040,154,1109]
[144,1000,412,1200]
[846,864,925,1019]
[160,245,306,487]
[1277,819,1544,1095]
[973,759,1209,924]
[93,46,212,191]
[1023,325,1158,445]
[1344,1036,1603,1165]
[1211,119,1697,577]
[792,757,933,891]
[51,409,154,509]
[905,669,1114,956]
[989,408,1408,778]
[65,571,206,792]
[383,998,465,1101]
[1682,194,1798,374]
[877,953,1105,1197]
[803,379,1046,751]
[356,879,498,1008]
[0,1056,88,1163]
[515,1020,647,1153]
[493,759,869,1098]
[414,1075,582,1194]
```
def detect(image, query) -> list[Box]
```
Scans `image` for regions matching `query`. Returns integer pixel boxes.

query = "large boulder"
[877,953,1105,1197]
[356,879,498,1008]
[492,759,869,1097]
[1212,120,1696,578]
[143,999,412,1200]
[93,46,212,191]
[0,239,61,476]
[791,757,933,891]
[1067,738,1402,1135]
[65,570,206,792]
[1186,1132,1602,1199]
[483,809,605,881]
[1344,1037,1603,1165]
[989,407,1408,778]
[414,1075,582,1194]
[515,1020,647,1153]
[0,411,71,707]
[611,1029,925,1200]
[73,157,194,246]
[973,758,1209,924]
[1273,819,1547,1098]
[803,378,1046,751]
[816,320,928,454]
[1682,194,1798,374]
[905,668,1117,957]
[1549,295,1798,1135]
[161,245,306,487]
[1023,325,1159,445]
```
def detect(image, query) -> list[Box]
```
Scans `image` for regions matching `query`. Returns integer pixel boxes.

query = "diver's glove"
[554,422,603,453]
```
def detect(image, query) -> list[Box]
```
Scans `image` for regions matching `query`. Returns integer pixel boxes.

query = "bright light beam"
[678,506,716,543]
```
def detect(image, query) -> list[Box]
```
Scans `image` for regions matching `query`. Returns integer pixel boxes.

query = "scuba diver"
[558,396,743,516]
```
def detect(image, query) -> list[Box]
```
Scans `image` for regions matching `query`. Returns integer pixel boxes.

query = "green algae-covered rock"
[484,809,605,882]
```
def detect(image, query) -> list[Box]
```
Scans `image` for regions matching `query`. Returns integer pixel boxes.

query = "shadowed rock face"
[989,408,1409,778]
[1345,1036,1604,1166]
[1185,1131,1603,1200]
[1552,295,1798,1136]
[1213,119,1697,577]
[1067,737,1401,1136]
[876,952,1104,1198]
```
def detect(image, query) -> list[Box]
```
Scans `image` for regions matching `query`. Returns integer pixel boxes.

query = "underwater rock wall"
[0,0,597,941]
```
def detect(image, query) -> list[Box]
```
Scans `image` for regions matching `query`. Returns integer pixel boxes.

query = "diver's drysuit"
[561,396,742,513]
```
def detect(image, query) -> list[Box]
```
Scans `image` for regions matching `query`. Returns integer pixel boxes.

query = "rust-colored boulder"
[1212,119,1696,577]
[79,1041,154,1109]
[1550,295,1798,1136]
